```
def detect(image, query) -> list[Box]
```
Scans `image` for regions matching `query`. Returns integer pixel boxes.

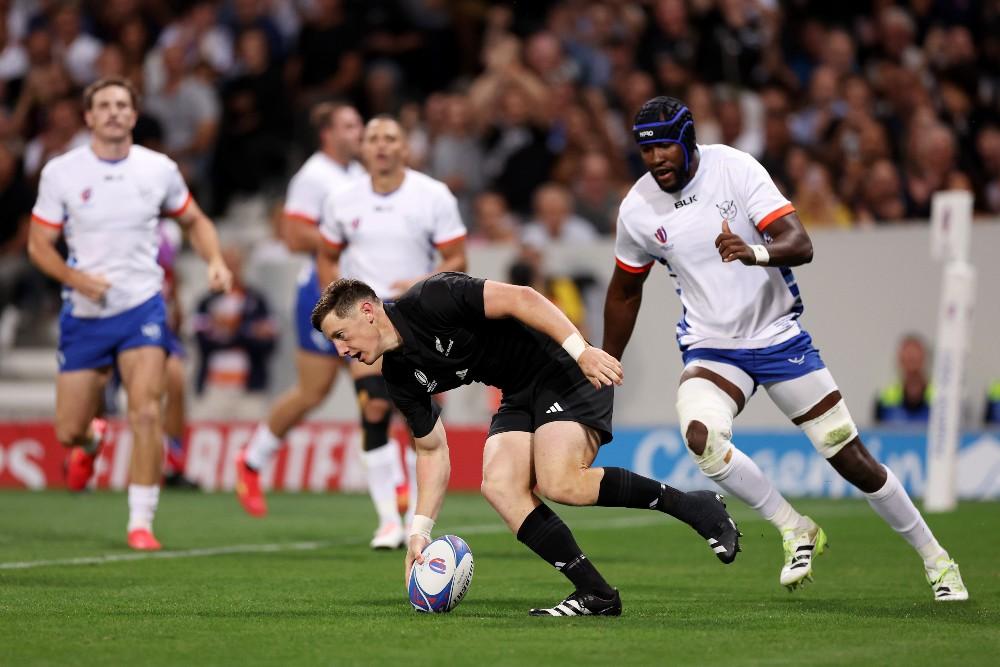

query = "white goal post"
[925,191,975,512]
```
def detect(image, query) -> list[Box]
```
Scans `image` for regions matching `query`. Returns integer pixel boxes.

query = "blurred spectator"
[902,123,972,219]
[212,27,290,214]
[0,16,29,90]
[573,151,619,234]
[193,246,277,394]
[427,94,484,225]
[507,244,588,336]
[790,66,842,148]
[150,1,233,90]
[985,380,1000,426]
[22,95,87,179]
[50,1,103,86]
[856,159,907,224]
[221,0,286,65]
[793,162,852,229]
[973,123,1000,215]
[875,334,933,424]
[290,0,362,106]
[522,182,598,248]
[143,42,220,184]
[470,190,518,244]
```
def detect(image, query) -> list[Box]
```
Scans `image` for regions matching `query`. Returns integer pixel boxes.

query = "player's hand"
[404,533,431,585]
[207,258,233,292]
[714,220,755,265]
[70,270,111,301]
[578,346,624,389]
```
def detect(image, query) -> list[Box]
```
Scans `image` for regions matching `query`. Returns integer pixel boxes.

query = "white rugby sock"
[364,445,401,527]
[405,446,418,526]
[245,423,281,470]
[710,447,808,533]
[864,465,947,567]
[127,484,160,532]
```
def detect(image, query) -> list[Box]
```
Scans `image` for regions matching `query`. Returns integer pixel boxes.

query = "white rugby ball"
[407,534,474,613]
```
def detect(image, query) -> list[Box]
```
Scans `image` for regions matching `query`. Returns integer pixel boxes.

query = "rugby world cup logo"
[654,226,668,244]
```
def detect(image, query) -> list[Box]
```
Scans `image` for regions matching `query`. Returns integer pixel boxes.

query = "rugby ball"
[407,534,474,613]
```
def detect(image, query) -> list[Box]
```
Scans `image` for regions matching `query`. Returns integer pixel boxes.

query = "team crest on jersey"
[653,226,668,244]
[350,217,361,230]
[81,188,92,202]
[435,337,454,356]
[716,200,737,222]
[414,369,438,393]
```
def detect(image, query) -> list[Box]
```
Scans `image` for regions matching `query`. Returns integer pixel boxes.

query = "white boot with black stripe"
[779,516,827,590]
[529,589,622,617]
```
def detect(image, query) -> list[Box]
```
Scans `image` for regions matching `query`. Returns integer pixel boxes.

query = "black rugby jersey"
[382,272,581,437]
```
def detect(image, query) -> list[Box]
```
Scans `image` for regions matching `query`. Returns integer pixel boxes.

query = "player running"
[27,77,231,550]
[239,102,366,517]
[603,95,968,601]
[311,273,741,616]
[238,115,468,549]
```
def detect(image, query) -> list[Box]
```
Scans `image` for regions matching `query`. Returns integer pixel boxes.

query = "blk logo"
[674,194,697,209]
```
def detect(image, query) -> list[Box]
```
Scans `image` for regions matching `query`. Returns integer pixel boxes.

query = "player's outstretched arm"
[27,221,110,301]
[174,200,232,292]
[603,264,650,361]
[483,280,623,388]
[715,213,813,267]
[405,418,451,581]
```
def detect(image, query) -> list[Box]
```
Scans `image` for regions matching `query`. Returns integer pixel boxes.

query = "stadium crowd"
[1,0,999,380]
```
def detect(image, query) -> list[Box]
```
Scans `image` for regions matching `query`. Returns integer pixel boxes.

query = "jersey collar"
[383,301,417,353]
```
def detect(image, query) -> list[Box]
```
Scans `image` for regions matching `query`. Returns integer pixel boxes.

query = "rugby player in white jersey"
[239,115,468,549]
[237,102,365,517]
[27,77,232,550]
[603,95,968,601]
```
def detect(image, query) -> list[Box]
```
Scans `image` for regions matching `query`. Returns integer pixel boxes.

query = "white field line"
[0,515,665,571]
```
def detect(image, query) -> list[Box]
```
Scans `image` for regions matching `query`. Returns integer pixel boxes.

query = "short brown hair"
[83,76,139,111]
[311,279,380,332]
[310,101,349,136]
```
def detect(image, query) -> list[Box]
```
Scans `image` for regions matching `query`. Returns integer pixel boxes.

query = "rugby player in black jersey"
[311,272,740,616]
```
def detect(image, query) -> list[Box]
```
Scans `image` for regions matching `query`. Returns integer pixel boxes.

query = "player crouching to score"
[311,273,740,617]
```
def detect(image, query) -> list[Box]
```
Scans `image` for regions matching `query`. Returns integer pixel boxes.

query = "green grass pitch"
[1,491,997,666]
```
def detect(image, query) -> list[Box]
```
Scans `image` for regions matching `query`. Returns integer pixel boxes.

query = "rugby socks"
[710,447,808,533]
[127,484,160,532]
[596,466,687,513]
[517,503,615,597]
[245,423,282,471]
[364,444,402,527]
[864,465,947,568]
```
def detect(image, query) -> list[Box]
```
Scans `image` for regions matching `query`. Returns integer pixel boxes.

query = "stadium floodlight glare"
[925,190,975,513]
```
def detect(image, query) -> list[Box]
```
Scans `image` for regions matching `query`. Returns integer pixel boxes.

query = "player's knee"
[676,378,737,478]
[127,400,160,430]
[535,468,588,506]
[480,475,515,509]
[800,399,858,459]
[685,421,708,456]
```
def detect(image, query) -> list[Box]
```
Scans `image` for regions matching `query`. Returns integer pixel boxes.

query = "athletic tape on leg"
[676,378,738,476]
[800,399,858,459]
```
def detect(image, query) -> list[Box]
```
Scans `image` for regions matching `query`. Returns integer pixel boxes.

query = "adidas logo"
[545,402,564,414]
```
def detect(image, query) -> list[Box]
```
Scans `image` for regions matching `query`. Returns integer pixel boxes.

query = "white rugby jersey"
[284,152,366,226]
[32,144,191,318]
[615,143,802,351]
[319,169,467,298]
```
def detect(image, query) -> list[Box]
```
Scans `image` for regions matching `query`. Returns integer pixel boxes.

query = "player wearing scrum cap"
[603,95,967,601]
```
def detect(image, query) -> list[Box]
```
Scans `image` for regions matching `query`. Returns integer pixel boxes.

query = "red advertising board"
[0,422,488,491]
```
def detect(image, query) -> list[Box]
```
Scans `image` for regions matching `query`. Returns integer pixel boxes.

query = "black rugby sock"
[597,467,693,521]
[517,503,614,597]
